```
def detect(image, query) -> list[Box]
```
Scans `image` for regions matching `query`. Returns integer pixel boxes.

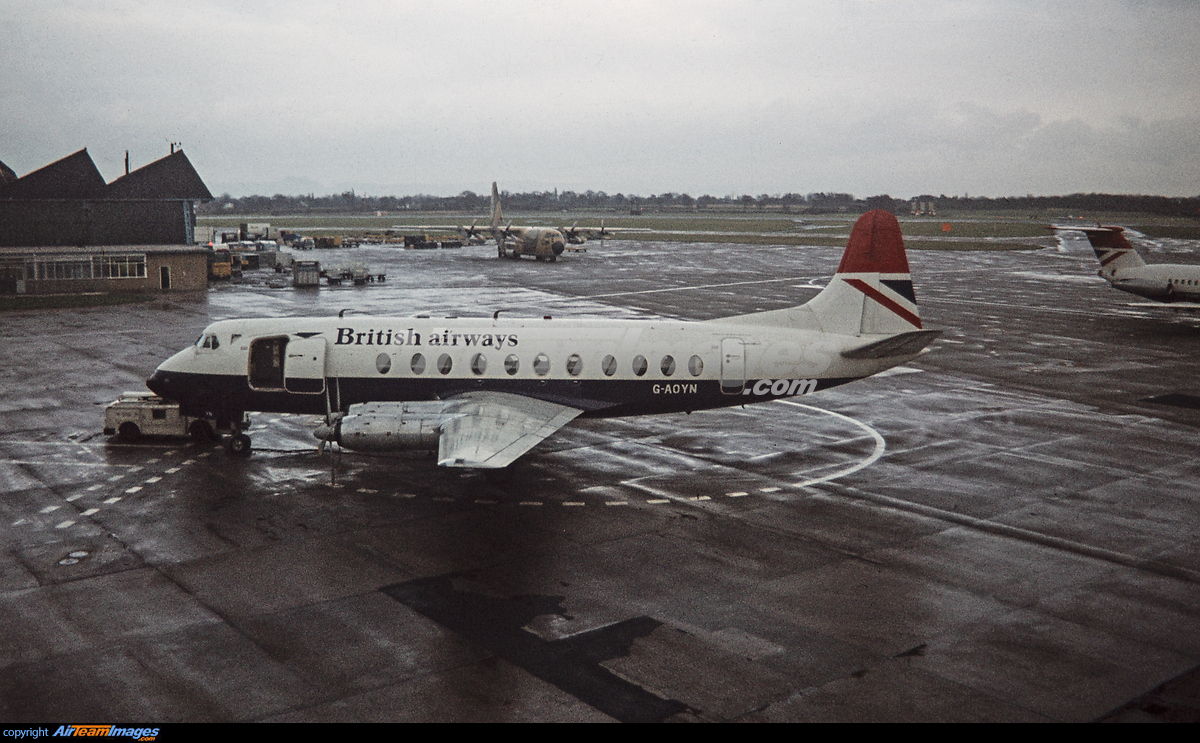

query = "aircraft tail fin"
[1075,225,1146,274]
[490,182,502,230]
[805,210,923,336]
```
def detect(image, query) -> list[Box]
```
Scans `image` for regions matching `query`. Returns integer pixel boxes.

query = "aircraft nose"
[553,241,565,255]
[146,369,171,398]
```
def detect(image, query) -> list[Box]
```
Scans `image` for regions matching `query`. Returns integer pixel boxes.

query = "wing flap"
[437,392,582,469]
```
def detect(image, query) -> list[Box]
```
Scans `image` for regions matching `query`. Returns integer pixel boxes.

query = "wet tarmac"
[3,232,1200,721]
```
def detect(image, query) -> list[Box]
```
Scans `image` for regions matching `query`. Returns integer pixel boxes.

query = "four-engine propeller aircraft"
[409,182,646,261]
[1058,224,1200,306]
[147,210,938,472]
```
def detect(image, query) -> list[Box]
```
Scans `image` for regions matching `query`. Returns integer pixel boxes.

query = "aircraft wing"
[436,391,583,469]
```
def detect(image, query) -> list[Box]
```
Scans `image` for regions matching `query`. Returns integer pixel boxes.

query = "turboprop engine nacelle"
[315,401,443,452]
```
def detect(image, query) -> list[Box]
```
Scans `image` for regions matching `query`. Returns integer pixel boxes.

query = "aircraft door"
[283,337,327,394]
[720,338,745,394]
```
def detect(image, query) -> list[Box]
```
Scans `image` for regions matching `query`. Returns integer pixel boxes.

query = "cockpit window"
[197,333,220,350]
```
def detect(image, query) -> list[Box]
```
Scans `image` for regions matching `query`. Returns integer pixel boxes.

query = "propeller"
[562,221,584,245]
[314,377,344,483]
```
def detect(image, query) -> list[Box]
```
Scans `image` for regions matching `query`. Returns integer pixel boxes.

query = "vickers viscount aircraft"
[146,210,938,472]
[1059,224,1200,306]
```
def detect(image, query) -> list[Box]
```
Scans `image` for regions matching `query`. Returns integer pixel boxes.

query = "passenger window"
[632,355,648,377]
[504,354,520,375]
[601,355,617,377]
[411,353,426,374]
[376,353,391,374]
[566,354,582,376]
[437,354,453,374]
[533,353,550,376]
[661,355,676,376]
[471,353,487,375]
[688,355,703,376]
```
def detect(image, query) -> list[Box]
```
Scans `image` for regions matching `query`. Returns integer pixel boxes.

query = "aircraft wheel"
[118,422,141,441]
[549,255,557,262]
[227,433,252,457]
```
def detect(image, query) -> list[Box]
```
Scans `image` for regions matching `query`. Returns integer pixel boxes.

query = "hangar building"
[0,148,213,294]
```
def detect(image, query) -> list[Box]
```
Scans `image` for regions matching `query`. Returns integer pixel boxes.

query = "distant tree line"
[198,189,1200,218]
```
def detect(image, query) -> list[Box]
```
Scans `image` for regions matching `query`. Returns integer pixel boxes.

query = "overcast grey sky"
[2,0,1198,198]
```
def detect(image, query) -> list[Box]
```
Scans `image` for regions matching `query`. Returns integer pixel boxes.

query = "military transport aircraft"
[1058,224,1200,306]
[407,182,647,261]
[146,210,938,472]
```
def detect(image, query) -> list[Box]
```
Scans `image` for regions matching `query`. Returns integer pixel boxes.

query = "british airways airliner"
[1060,224,1200,305]
[147,210,938,470]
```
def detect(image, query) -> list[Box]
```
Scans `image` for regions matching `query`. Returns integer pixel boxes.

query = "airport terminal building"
[0,147,212,294]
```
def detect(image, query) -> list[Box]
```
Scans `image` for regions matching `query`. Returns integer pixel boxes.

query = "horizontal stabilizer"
[841,330,941,359]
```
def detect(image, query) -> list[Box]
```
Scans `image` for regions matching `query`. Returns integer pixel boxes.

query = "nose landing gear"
[223,413,253,457]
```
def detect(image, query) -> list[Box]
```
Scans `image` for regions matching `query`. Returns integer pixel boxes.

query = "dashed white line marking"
[605,501,628,506]
[563,502,585,506]
[55,520,75,529]
[759,487,781,493]
[124,486,142,494]
[87,484,103,491]
[82,508,99,516]
[727,492,749,497]
[39,505,60,513]
[165,467,181,474]
[647,499,670,504]
[104,497,121,504]
[144,477,161,484]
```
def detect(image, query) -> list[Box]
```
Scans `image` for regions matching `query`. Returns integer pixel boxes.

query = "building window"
[94,255,147,279]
